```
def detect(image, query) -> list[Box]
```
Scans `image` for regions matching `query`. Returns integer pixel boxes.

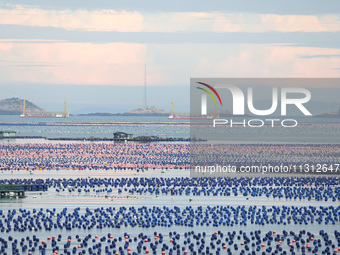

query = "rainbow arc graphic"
[196,82,222,116]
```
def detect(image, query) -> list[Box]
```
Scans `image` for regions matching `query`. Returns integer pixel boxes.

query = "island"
[315,108,340,118]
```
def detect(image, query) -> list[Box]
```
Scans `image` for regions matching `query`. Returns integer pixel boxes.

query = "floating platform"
[0,184,48,198]
[20,100,69,118]
[0,135,195,142]
[0,121,189,126]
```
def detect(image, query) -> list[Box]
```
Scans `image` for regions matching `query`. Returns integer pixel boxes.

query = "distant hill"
[0,97,44,115]
[77,112,116,117]
[315,109,340,118]
[77,106,169,117]
[124,105,169,116]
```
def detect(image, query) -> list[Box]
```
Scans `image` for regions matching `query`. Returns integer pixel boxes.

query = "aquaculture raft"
[0,184,48,198]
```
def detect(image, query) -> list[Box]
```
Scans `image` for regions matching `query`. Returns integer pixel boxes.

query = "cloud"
[0,5,339,87]
[298,54,340,58]
[259,14,340,32]
[0,42,339,86]
[143,12,243,32]
[0,6,144,32]
[0,39,66,42]
[146,43,340,83]
[190,44,340,78]
[0,5,339,33]
[0,42,147,85]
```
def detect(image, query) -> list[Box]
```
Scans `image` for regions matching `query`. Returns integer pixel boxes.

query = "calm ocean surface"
[0,115,189,139]
[1,115,340,142]
[0,115,339,255]
[0,169,339,255]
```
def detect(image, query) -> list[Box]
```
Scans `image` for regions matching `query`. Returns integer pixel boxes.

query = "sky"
[0,0,339,113]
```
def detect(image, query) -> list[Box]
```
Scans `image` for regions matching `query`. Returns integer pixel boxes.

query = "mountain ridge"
[0,97,44,115]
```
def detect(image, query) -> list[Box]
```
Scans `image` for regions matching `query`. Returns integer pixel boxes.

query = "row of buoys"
[1,176,340,201]
[1,142,339,170]
[2,176,339,188]
[0,143,190,170]
[193,143,340,168]
[0,205,339,232]
[62,185,340,202]
[1,230,340,255]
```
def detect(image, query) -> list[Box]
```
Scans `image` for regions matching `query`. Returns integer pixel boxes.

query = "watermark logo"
[190,78,340,178]
[196,82,222,115]
[197,82,312,117]
[195,81,313,128]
